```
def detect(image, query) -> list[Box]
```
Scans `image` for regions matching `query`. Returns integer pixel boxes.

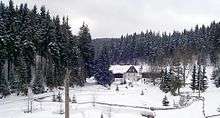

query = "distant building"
[123,66,140,82]
[141,72,162,84]
[113,73,123,78]
[110,65,162,84]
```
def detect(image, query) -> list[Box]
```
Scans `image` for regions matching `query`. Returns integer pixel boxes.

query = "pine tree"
[212,69,220,87]
[0,2,10,97]
[162,95,169,106]
[200,66,208,92]
[215,76,220,88]
[0,1,82,96]
[160,69,171,93]
[94,47,114,86]
[78,23,94,81]
[190,65,197,92]
[196,65,202,91]
[170,69,182,96]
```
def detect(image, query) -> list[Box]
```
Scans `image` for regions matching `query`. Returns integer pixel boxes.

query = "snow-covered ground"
[0,66,220,118]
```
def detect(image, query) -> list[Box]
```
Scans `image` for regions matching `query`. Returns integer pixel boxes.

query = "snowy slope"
[0,66,219,118]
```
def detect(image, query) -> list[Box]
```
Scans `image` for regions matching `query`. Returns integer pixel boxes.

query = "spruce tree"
[94,47,113,86]
[78,23,94,81]
[0,2,10,97]
[162,95,169,106]
[170,68,182,96]
[160,69,171,93]
[196,65,202,91]
[0,1,83,95]
[190,65,197,92]
[200,66,208,92]
[215,76,220,88]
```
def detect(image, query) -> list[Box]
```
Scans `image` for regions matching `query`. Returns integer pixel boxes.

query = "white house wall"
[123,73,139,82]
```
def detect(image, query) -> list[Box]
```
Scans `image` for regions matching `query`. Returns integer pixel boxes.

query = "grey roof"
[126,66,138,73]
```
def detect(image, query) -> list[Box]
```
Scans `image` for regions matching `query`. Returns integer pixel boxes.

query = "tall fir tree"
[78,23,94,83]
[170,68,183,95]
[94,47,113,86]
[190,65,197,92]
[196,65,202,91]
[200,66,208,92]
[160,69,171,93]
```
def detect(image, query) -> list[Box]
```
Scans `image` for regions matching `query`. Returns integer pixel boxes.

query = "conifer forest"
[0,1,220,118]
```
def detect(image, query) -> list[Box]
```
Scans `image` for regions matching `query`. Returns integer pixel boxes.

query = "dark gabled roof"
[126,66,138,73]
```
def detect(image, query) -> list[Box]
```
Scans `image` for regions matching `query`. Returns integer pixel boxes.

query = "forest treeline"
[0,0,94,96]
[1,0,220,97]
[93,22,220,66]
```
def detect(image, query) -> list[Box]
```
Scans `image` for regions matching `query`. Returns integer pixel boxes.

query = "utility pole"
[64,68,71,118]
[198,78,201,98]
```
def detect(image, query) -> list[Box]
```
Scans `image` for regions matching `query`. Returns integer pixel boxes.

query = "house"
[110,65,162,84]
[123,66,140,82]
[110,65,139,83]
[113,73,123,78]
[141,72,162,84]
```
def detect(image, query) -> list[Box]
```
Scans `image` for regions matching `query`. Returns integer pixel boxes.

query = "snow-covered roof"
[110,65,132,74]
[109,65,151,74]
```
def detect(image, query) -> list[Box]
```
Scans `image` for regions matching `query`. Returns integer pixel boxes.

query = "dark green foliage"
[190,65,197,92]
[200,66,208,92]
[78,23,94,79]
[0,1,83,96]
[160,67,184,95]
[215,76,220,88]
[170,74,182,96]
[93,21,220,66]
[32,76,45,94]
[190,65,208,92]
[196,65,202,91]
[212,69,220,87]
[160,69,171,93]
[94,47,114,86]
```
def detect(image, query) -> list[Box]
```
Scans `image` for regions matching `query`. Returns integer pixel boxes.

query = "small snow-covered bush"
[57,92,62,102]
[52,93,56,102]
[162,96,169,106]
[101,113,104,118]
[116,85,119,91]
[140,111,155,118]
[141,90,144,95]
[217,107,220,112]
[72,94,77,103]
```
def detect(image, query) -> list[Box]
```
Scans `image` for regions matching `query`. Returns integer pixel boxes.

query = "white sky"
[3,0,220,38]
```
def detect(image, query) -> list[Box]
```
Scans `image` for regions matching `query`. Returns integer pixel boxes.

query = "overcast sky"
[3,0,220,38]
